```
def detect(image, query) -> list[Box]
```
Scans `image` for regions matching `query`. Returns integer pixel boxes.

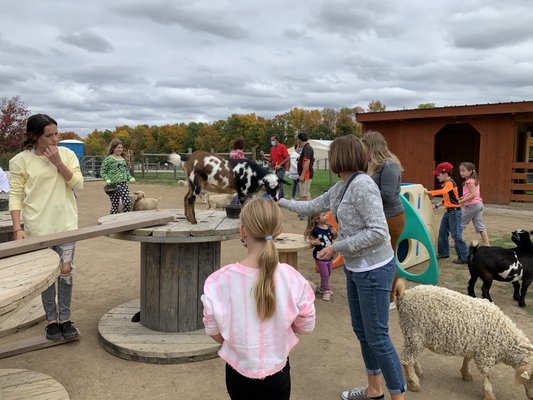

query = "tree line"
[1,95,433,166]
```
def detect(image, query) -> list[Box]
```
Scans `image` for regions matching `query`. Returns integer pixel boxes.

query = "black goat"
[168,151,288,224]
[467,229,533,307]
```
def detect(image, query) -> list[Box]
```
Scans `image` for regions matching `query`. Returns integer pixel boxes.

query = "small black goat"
[467,229,533,307]
[168,151,288,224]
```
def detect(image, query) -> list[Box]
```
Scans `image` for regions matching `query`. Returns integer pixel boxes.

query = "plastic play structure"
[318,183,439,284]
[397,184,439,284]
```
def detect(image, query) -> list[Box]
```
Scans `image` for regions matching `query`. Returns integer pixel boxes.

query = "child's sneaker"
[45,322,62,341]
[60,321,79,340]
[322,290,332,301]
[316,287,325,295]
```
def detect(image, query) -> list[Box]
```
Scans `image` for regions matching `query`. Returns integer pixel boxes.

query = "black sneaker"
[60,321,79,340]
[436,255,449,259]
[45,322,62,341]
[452,259,467,265]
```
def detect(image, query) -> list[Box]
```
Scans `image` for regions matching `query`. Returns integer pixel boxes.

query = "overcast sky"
[2,0,533,136]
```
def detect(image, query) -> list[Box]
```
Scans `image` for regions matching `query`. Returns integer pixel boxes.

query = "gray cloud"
[57,31,114,53]
[117,2,248,40]
[1,1,532,136]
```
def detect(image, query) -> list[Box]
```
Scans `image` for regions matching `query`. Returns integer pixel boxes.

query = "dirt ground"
[1,181,532,400]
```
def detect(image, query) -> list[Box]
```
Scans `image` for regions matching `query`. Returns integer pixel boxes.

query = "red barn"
[356,101,533,204]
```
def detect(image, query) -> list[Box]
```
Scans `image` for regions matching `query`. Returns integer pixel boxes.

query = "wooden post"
[140,241,220,332]
[141,151,145,179]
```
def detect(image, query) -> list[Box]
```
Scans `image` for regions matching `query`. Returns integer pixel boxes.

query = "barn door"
[434,124,480,195]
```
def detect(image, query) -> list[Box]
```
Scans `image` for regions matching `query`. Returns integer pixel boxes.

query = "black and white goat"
[468,229,533,307]
[168,151,288,224]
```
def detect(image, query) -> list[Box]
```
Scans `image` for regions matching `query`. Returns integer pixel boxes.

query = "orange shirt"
[429,179,461,209]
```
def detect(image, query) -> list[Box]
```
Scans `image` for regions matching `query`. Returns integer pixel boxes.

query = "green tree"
[418,103,436,109]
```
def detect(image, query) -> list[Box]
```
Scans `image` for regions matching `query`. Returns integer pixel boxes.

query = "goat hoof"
[519,301,526,308]
[407,381,420,392]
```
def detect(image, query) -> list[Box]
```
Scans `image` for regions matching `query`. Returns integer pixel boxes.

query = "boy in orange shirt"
[425,162,468,264]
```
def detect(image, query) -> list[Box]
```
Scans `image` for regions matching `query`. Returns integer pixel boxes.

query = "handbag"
[104,183,118,196]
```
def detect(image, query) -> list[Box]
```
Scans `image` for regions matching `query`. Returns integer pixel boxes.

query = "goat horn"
[521,371,530,380]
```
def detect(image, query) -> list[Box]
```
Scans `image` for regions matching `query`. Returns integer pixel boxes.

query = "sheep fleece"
[397,284,531,370]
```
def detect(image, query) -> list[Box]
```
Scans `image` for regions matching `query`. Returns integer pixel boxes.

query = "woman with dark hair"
[9,113,84,340]
[100,139,136,214]
[279,135,406,400]
[230,138,245,159]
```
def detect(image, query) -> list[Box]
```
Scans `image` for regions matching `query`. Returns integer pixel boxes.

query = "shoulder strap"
[335,171,364,223]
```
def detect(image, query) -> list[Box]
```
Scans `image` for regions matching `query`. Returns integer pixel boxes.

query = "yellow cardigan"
[9,147,84,237]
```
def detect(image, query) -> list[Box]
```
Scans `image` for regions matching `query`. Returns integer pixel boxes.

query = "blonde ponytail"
[240,197,283,320]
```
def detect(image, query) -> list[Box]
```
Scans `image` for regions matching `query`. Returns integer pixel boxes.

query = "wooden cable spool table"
[0,210,23,244]
[274,232,311,269]
[0,249,71,399]
[97,209,240,364]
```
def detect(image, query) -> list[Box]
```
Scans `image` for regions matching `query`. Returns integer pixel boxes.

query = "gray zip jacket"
[279,174,393,271]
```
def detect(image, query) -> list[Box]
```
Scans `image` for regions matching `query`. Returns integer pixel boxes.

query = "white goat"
[395,279,533,400]
[206,193,234,210]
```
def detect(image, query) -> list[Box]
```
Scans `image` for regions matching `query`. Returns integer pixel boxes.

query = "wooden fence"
[510,161,533,203]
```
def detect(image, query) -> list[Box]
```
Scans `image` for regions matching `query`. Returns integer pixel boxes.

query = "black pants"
[225,359,291,400]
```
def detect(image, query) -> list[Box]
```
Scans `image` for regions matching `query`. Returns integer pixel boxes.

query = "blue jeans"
[275,167,286,199]
[437,209,468,261]
[345,260,406,395]
[291,178,299,199]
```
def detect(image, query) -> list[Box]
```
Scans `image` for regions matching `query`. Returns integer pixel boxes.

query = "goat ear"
[521,371,530,380]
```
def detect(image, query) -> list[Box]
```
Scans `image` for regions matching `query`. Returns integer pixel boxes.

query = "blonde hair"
[240,197,283,320]
[329,135,368,175]
[362,130,404,176]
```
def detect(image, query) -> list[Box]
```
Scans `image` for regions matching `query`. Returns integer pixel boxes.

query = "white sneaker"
[389,302,396,311]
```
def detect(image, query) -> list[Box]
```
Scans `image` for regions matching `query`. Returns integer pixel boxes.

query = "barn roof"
[356,100,533,122]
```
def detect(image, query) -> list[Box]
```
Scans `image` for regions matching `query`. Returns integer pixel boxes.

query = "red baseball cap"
[431,161,453,176]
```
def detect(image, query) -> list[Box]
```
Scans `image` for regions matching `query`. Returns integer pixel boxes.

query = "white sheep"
[206,193,235,210]
[131,191,161,211]
[395,279,533,400]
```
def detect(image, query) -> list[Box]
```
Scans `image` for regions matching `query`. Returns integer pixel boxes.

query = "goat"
[168,151,288,224]
[468,229,533,307]
[131,191,161,211]
[395,279,533,400]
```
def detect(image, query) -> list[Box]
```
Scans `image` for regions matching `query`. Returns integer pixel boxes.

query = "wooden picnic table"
[96,208,240,364]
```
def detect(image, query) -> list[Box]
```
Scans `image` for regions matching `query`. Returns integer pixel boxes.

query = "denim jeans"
[275,167,286,199]
[291,178,299,199]
[42,242,75,322]
[345,259,406,394]
[437,209,469,261]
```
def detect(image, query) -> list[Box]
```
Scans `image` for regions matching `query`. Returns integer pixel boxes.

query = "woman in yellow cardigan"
[9,114,83,341]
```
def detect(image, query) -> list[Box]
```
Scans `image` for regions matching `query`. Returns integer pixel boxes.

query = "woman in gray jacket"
[278,135,405,400]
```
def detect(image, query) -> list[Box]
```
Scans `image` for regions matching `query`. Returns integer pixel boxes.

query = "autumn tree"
[59,131,83,141]
[0,95,30,153]
[367,100,387,112]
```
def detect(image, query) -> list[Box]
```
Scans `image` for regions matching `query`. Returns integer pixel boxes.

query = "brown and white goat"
[168,151,287,224]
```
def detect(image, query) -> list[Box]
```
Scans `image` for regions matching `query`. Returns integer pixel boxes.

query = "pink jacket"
[202,262,316,379]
